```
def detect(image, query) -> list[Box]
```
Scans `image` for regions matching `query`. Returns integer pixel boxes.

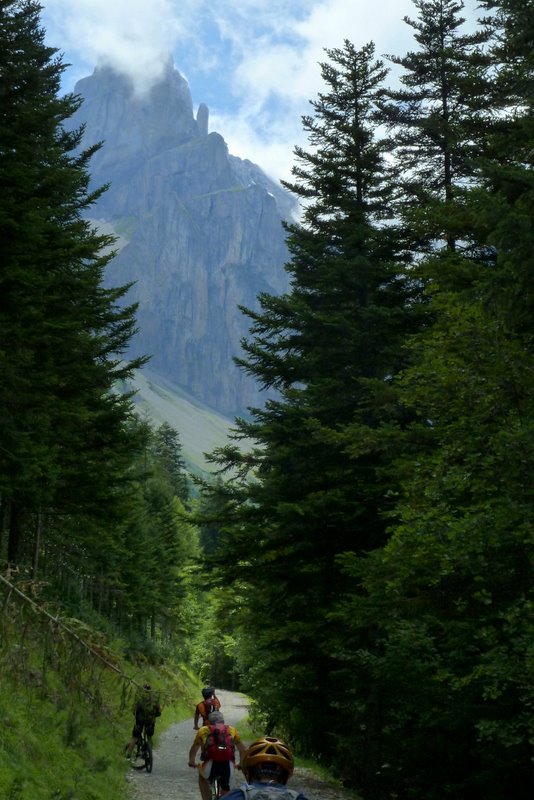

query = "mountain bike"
[131,728,153,773]
[210,774,223,799]
[189,763,224,799]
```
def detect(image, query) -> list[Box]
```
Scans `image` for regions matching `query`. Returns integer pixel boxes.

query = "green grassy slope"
[126,368,250,475]
[0,589,200,800]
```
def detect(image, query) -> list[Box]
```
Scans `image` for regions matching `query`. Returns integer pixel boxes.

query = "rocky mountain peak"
[74,61,201,175]
[70,62,296,416]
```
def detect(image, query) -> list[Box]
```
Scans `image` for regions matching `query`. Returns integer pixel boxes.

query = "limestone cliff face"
[70,62,295,415]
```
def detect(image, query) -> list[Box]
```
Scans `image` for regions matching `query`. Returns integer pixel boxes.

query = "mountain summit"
[70,61,295,416]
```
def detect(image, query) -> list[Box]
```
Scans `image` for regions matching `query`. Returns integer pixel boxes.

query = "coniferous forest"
[1,2,532,799]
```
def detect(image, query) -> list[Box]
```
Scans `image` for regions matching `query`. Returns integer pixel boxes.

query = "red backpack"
[202,723,235,762]
[201,698,218,722]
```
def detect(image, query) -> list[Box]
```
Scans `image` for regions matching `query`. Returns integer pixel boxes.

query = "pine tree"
[335,3,534,796]
[115,425,199,641]
[210,41,418,758]
[474,0,534,331]
[380,0,492,252]
[0,1,145,568]
[152,422,190,502]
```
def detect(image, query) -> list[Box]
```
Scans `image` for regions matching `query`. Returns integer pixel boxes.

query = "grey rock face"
[70,62,295,415]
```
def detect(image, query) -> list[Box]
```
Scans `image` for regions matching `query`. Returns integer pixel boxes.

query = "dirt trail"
[126,688,357,800]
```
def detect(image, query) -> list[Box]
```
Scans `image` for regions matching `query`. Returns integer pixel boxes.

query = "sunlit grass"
[0,630,200,800]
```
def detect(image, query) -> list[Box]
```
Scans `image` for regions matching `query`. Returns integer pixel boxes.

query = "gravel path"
[126,688,358,800]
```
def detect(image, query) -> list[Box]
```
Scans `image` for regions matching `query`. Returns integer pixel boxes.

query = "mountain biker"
[188,710,246,800]
[125,682,162,760]
[194,686,222,730]
[224,736,309,800]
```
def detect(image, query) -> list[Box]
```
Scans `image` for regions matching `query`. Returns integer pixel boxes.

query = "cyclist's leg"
[227,761,237,793]
[217,762,232,796]
[145,719,155,745]
[126,720,142,757]
[198,760,213,800]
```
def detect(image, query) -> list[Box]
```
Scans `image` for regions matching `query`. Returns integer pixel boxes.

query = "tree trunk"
[7,501,21,564]
[31,506,43,579]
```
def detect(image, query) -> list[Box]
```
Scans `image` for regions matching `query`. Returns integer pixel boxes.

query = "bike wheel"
[144,739,153,773]
[130,740,145,770]
[210,775,221,799]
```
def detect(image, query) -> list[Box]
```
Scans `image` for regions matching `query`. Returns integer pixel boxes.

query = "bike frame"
[134,728,153,773]
[210,774,222,799]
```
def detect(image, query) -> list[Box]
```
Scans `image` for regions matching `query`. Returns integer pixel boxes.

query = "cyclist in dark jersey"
[125,682,161,760]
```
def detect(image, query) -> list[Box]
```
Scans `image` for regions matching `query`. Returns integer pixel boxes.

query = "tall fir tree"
[0,1,145,569]
[152,422,190,503]
[380,0,492,253]
[474,0,534,331]
[330,3,534,797]
[209,41,419,758]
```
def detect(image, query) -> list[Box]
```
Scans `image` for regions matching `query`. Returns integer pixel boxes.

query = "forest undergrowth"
[0,574,201,800]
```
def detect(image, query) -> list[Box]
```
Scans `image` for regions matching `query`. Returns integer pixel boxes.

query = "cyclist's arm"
[188,728,207,766]
[188,742,201,766]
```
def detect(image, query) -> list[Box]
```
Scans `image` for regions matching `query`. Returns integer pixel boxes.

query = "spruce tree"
[335,3,534,797]
[0,1,145,568]
[380,0,492,252]
[475,0,534,331]
[210,41,418,758]
[152,422,190,502]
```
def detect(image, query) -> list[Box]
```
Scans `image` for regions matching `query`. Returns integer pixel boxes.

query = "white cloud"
[41,0,482,180]
[43,0,186,94]
[201,0,420,182]
[210,107,301,185]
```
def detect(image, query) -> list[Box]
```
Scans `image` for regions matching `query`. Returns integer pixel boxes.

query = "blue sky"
[40,0,482,185]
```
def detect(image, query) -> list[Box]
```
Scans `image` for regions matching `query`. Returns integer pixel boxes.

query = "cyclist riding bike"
[125,682,161,760]
[194,686,222,730]
[188,711,246,800]
[224,736,309,800]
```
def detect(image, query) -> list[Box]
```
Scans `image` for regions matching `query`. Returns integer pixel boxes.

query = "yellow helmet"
[242,737,294,781]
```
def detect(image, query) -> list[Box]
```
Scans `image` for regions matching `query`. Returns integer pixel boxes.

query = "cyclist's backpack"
[240,787,300,800]
[136,689,161,721]
[202,698,218,718]
[202,723,235,762]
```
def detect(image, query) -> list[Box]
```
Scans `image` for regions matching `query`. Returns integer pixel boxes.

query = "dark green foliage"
[0,0,146,567]
[0,2,203,660]
[209,38,421,761]
[473,0,534,333]
[329,3,534,797]
[334,297,533,798]
[208,4,533,799]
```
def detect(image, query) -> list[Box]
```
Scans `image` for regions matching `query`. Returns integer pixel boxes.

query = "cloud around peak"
[44,0,186,95]
[42,0,481,183]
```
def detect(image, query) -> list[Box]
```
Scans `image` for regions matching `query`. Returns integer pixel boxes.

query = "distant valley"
[126,368,246,476]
